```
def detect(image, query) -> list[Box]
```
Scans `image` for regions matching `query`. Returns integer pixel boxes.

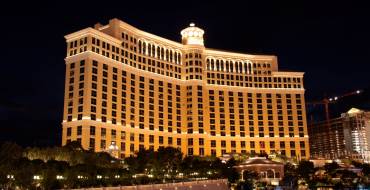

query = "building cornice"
[116,19,184,49]
[205,48,277,61]
[272,71,304,77]
[64,27,122,45]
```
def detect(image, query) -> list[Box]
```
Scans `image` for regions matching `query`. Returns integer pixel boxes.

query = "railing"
[70,179,229,190]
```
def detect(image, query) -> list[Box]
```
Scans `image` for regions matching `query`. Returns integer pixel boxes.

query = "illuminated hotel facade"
[62,18,309,159]
[309,108,370,162]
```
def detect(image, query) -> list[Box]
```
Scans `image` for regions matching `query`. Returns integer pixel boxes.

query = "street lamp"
[108,141,119,158]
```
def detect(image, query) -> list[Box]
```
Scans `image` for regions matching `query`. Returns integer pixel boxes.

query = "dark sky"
[0,1,369,146]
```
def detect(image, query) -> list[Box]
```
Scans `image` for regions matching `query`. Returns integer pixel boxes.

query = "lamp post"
[108,141,119,158]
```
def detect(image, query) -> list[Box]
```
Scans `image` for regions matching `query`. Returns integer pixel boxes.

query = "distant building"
[309,108,370,162]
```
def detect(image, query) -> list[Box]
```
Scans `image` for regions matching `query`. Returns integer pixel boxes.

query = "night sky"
[1,1,369,146]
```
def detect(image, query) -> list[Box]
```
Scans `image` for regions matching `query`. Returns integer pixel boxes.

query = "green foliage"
[362,164,370,176]
[324,162,339,175]
[282,162,298,187]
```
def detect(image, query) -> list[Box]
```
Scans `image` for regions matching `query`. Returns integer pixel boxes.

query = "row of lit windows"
[67,126,307,149]
[138,40,182,64]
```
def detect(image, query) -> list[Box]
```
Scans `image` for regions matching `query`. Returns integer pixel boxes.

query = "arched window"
[230,61,234,72]
[220,60,224,71]
[178,53,181,64]
[174,52,178,63]
[138,40,142,54]
[148,44,152,56]
[239,62,243,73]
[170,50,173,62]
[157,46,161,59]
[143,42,146,54]
[211,59,214,71]
[216,60,219,71]
[226,61,229,72]
[235,61,238,72]
[165,49,169,61]
[161,48,164,60]
[152,45,155,57]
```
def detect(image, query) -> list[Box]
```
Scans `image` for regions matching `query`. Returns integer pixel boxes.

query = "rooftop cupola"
[180,23,205,46]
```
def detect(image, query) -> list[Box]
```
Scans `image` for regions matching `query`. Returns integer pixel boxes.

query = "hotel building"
[62,18,309,159]
[309,108,370,162]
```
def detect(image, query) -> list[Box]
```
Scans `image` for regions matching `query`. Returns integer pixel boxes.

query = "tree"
[297,160,315,180]
[64,141,84,151]
[324,162,339,175]
[283,162,297,188]
[362,164,370,177]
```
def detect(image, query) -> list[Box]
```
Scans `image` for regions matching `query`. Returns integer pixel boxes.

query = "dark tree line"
[0,141,239,189]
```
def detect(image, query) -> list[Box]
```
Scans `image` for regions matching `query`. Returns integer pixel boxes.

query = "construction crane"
[307,89,362,124]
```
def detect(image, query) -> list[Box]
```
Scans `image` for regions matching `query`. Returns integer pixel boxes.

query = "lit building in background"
[62,18,309,159]
[309,108,370,162]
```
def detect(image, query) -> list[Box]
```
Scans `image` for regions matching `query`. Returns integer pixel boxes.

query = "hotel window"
[67,127,71,136]
[101,128,106,137]
[139,134,144,142]
[90,126,95,136]
[77,126,82,136]
[188,138,193,146]
[130,133,135,141]
[101,140,106,149]
[199,138,204,146]
[149,135,154,143]
[280,141,285,148]
[89,138,95,149]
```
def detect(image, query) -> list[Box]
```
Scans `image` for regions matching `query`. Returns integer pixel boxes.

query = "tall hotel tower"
[62,18,309,159]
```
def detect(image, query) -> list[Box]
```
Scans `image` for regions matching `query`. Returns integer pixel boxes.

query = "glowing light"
[356,90,361,94]
[334,96,338,100]
[33,175,41,180]
[56,175,64,180]
[7,175,14,179]
[97,175,102,179]
[77,175,85,179]
[190,23,195,27]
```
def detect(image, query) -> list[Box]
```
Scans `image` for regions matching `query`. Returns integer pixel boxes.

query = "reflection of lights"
[190,172,199,176]
[33,175,41,180]
[77,175,86,179]
[7,174,14,179]
[56,175,64,180]
[108,141,119,151]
